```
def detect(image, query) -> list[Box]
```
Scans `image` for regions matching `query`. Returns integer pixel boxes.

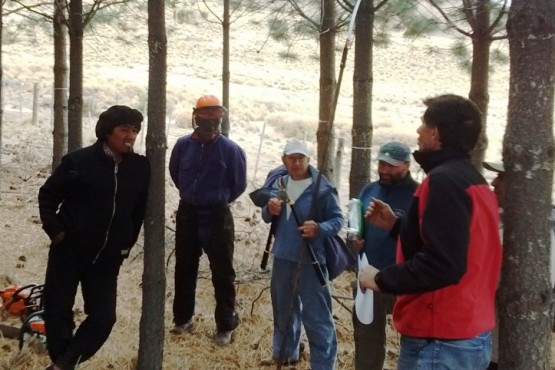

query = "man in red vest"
[360,94,502,370]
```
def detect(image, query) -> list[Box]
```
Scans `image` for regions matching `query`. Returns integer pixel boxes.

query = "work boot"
[214,330,233,346]
[45,364,73,370]
[44,362,78,370]
[260,341,304,366]
[169,318,194,335]
[259,358,299,367]
[214,310,240,345]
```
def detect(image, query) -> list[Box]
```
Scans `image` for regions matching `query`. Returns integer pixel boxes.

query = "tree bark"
[68,0,83,152]
[499,1,555,368]
[468,0,492,171]
[334,137,344,186]
[137,1,167,369]
[53,0,68,170]
[222,0,230,137]
[32,83,39,126]
[317,0,336,181]
[350,0,374,198]
[0,0,3,198]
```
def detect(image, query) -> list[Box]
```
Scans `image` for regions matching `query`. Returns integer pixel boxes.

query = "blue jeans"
[271,257,337,370]
[398,332,492,370]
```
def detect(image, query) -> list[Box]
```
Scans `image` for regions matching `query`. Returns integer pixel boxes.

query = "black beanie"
[95,105,143,140]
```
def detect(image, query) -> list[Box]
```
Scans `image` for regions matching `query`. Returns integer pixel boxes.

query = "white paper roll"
[355,253,374,324]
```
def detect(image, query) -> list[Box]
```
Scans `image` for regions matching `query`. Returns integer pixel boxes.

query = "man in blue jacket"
[169,95,247,346]
[352,141,418,370]
[39,105,150,370]
[260,140,343,369]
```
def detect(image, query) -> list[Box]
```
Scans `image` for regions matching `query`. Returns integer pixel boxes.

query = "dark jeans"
[44,239,122,369]
[352,281,395,370]
[172,202,238,331]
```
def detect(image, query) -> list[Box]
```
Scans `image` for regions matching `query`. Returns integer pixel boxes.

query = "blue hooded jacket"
[358,173,418,269]
[261,165,343,265]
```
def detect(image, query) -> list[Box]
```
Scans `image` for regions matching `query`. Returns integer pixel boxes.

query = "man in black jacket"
[360,95,502,370]
[38,105,150,370]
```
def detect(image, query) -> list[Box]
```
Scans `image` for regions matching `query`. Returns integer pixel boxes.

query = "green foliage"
[174,8,196,24]
[423,44,441,57]
[375,0,426,35]
[491,46,509,65]
[373,30,391,48]
[376,0,509,74]
[3,18,49,45]
[292,19,317,38]
[268,18,290,42]
[452,39,469,60]
[452,39,472,72]
[231,0,247,7]
[402,17,439,39]
[277,50,299,62]
[261,0,349,57]
[2,1,52,43]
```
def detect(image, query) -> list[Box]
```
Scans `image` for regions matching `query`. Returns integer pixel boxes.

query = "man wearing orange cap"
[168,95,247,346]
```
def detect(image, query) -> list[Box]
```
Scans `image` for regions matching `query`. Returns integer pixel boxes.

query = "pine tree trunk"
[68,0,83,152]
[137,1,167,369]
[468,0,492,171]
[222,0,230,138]
[0,0,3,198]
[499,1,555,368]
[317,0,336,181]
[350,0,374,198]
[53,0,68,170]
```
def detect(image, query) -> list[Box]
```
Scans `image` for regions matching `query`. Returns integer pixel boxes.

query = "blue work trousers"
[271,257,337,370]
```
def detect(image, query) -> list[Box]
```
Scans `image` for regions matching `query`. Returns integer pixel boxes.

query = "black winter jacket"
[38,140,150,262]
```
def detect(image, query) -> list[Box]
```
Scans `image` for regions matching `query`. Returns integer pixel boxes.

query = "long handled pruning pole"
[260,221,275,270]
[288,202,327,287]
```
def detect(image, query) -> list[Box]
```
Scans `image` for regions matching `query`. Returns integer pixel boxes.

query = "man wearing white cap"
[260,139,343,370]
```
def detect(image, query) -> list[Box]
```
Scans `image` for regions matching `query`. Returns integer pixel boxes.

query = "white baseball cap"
[283,140,309,157]
[483,161,504,173]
